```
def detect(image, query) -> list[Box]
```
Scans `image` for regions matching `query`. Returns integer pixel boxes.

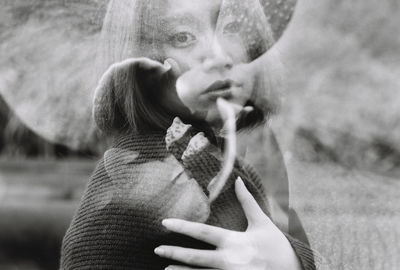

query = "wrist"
[285,240,303,270]
[276,232,303,270]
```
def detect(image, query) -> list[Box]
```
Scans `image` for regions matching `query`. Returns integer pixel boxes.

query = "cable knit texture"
[60,120,319,270]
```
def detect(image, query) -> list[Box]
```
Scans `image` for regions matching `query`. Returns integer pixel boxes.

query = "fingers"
[181,132,210,160]
[216,99,254,123]
[154,246,221,269]
[165,58,181,77]
[165,117,192,157]
[107,57,172,79]
[162,219,227,246]
[136,58,173,78]
[132,57,169,73]
[235,177,266,225]
[165,266,218,270]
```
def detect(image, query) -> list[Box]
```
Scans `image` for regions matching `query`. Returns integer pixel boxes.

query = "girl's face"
[161,0,249,71]
[158,0,259,124]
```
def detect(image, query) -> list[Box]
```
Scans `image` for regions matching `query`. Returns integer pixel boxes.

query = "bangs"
[97,0,166,77]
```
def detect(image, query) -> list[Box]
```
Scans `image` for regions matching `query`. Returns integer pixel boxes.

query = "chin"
[204,109,224,124]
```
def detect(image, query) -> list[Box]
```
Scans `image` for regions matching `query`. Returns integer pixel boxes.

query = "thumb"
[235,177,266,226]
[164,58,181,78]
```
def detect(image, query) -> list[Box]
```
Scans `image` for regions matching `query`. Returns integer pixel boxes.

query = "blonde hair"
[94,0,173,134]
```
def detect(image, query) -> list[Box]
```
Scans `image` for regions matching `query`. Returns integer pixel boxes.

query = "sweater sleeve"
[60,148,213,270]
[286,233,331,270]
[286,206,331,270]
[283,207,331,270]
[240,161,330,270]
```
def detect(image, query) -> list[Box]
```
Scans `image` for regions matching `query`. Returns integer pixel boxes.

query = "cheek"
[163,47,196,73]
[225,41,249,63]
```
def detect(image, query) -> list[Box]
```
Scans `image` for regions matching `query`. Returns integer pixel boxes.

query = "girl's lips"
[201,79,243,100]
[205,89,234,100]
[204,79,237,94]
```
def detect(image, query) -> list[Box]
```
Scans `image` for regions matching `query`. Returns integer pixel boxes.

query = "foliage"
[272,0,400,175]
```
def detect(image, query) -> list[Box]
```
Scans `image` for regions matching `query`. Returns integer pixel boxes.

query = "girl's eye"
[223,21,242,34]
[170,32,197,48]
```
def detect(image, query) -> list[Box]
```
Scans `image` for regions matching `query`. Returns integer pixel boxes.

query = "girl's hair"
[95,0,283,135]
[95,0,172,134]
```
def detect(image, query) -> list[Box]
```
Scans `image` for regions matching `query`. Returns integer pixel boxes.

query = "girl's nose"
[201,38,234,72]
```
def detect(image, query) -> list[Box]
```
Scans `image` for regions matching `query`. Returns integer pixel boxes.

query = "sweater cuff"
[285,234,330,270]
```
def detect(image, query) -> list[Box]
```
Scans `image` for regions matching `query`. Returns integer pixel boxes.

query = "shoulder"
[102,146,184,188]
[99,146,211,221]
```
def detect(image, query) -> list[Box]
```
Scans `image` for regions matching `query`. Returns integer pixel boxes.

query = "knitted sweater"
[60,122,319,270]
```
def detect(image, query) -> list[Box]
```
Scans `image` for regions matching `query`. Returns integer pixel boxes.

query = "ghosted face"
[161,0,249,72]
[98,0,292,132]
[155,0,272,124]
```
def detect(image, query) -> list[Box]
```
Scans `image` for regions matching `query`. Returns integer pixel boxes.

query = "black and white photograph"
[0,0,399,269]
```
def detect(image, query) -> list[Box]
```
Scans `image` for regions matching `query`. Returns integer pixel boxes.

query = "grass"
[287,159,400,270]
[0,159,96,270]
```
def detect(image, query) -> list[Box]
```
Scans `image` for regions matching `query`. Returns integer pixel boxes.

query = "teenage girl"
[61,0,326,269]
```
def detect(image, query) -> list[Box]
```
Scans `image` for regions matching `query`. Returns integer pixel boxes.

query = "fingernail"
[154,247,165,256]
[162,219,174,227]
[243,106,254,113]
[236,177,246,187]
[163,60,172,70]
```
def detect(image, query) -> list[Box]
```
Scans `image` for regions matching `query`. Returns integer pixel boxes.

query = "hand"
[93,57,183,131]
[154,178,302,270]
[94,57,181,106]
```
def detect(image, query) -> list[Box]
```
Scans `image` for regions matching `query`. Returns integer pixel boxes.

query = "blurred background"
[0,0,399,269]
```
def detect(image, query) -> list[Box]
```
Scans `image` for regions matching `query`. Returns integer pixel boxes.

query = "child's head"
[95,0,296,134]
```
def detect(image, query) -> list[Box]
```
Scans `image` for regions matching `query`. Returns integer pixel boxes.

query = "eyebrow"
[161,13,201,28]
